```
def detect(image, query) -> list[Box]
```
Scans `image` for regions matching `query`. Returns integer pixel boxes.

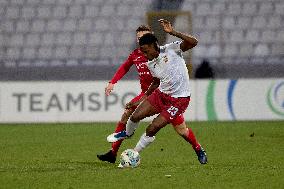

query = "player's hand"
[105,83,114,96]
[158,19,174,34]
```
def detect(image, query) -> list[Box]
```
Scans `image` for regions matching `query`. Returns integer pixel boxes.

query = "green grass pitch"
[0,121,283,189]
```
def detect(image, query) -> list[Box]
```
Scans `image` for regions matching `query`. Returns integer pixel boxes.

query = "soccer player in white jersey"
[107,19,207,164]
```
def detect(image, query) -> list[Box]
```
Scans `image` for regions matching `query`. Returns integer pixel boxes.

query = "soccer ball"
[118,149,140,168]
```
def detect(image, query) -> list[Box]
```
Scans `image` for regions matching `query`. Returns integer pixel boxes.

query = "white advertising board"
[0,81,141,122]
[194,79,284,121]
[0,79,283,123]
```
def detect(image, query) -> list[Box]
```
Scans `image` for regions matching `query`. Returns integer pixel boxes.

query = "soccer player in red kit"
[98,25,206,164]
[97,25,153,163]
[107,19,207,164]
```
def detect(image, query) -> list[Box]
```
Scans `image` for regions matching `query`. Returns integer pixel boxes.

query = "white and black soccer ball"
[118,149,140,168]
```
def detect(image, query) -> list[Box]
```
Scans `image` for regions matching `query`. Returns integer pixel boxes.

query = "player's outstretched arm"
[106,56,134,96]
[158,19,198,52]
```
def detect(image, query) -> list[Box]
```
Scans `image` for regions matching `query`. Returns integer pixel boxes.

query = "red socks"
[111,123,201,155]
[111,121,126,155]
[186,128,201,151]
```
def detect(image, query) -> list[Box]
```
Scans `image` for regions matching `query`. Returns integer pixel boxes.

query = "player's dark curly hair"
[136,25,152,33]
[138,33,158,46]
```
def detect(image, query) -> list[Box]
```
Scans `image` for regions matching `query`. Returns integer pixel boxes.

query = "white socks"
[126,119,139,136]
[126,120,155,153]
[134,133,155,153]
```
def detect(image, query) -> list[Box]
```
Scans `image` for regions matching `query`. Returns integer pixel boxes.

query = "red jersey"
[110,48,153,93]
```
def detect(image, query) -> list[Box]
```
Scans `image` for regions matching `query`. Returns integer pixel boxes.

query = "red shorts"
[130,91,185,126]
[147,89,190,125]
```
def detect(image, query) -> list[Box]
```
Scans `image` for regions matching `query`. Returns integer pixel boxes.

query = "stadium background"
[0,0,283,80]
[0,0,283,122]
[0,1,283,188]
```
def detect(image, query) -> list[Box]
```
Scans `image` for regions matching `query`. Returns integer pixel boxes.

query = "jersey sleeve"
[109,54,134,84]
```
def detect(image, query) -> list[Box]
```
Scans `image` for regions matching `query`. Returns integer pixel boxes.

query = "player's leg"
[107,89,162,142]
[171,115,200,150]
[107,99,159,142]
[134,114,168,152]
[97,94,142,163]
[126,99,159,136]
[172,117,207,164]
[111,108,134,151]
[97,107,134,163]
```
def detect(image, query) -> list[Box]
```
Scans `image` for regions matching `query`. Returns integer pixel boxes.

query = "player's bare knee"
[180,128,187,136]
[175,128,183,136]
[173,127,188,141]
[174,126,188,137]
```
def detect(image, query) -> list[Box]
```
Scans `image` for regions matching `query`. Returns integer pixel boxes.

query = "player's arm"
[105,57,133,96]
[158,19,198,52]
[125,77,160,109]
[144,77,160,97]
